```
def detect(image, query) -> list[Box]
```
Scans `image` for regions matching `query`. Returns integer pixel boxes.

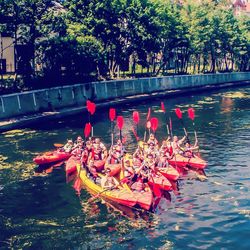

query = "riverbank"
[0,77,249,132]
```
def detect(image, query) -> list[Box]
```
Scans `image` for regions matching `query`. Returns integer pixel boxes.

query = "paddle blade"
[132,111,140,124]
[150,117,159,132]
[90,102,96,115]
[117,116,124,130]
[146,108,151,121]
[146,121,151,129]
[86,100,96,115]
[84,123,92,138]
[175,108,182,119]
[54,143,64,148]
[188,108,195,121]
[86,100,92,113]
[161,102,166,113]
[109,108,116,121]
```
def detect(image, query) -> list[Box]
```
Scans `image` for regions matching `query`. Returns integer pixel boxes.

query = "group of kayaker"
[65,133,199,193]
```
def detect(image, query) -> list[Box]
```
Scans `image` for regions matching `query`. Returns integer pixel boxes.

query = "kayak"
[33,150,71,165]
[157,165,180,181]
[76,164,137,208]
[168,154,207,170]
[65,155,80,175]
[104,163,121,177]
[120,169,153,211]
[148,172,173,191]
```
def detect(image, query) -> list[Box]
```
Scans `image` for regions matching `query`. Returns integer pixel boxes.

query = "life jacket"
[91,148,102,160]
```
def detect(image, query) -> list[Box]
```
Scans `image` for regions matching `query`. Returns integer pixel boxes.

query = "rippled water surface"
[0,86,250,249]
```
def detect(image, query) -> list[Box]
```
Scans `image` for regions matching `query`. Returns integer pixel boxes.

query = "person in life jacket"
[63,139,74,153]
[93,138,107,159]
[183,139,199,158]
[81,141,92,165]
[101,168,120,189]
[171,135,186,154]
[147,134,159,149]
[73,136,84,150]
[123,159,135,179]
[87,159,98,178]
[71,141,84,158]
[145,142,159,159]
[145,153,157,172]
[108,144,123,164]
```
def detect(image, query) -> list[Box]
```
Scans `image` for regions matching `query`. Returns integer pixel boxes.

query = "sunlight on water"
[0,86,250,249]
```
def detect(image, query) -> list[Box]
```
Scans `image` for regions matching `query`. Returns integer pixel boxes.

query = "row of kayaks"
[33,143,207,212]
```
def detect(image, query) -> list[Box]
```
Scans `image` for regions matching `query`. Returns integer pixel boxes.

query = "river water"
[0,85,249,249]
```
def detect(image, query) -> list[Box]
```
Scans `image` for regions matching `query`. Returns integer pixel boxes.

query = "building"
[232,0,250,16]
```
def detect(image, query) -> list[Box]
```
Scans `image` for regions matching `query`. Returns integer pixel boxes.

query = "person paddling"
[101,168,120,190]
[63,139,74,153]
[183,139,199,158]
[171,135,186,154]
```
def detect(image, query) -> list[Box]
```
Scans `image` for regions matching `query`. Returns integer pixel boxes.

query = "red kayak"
[148,172,173,191]
[33,150,71,165]
[168,154,207,170]
[65,155,80,175]
[157,165,180,181]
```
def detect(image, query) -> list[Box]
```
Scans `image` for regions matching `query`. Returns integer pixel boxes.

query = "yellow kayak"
[76,164,137,208]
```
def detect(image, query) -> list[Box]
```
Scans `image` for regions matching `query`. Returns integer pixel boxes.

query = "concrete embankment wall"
[0,72,249,120]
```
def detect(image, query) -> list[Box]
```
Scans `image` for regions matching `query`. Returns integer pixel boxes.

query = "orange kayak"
[33,150,71,165]
[168,154,207,170]
[157,165,180,181]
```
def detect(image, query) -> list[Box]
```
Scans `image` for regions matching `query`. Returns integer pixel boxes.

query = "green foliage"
[0,0,249,91]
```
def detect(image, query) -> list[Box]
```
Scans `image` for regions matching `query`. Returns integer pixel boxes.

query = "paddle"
[54,143,64,148]
[87,187,115,203]
[161,102,171,138]
[84,123,92,139]
[144,108,151,141]
[188,107,198,141]
[117,116,124,141]
[86,100,96,137]
[109,108,116,145]
[132,111,140,140]
[150,117,159,134]
[175,108,188,137]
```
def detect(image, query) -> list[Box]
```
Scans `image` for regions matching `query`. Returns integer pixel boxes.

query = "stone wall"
[0,72,249,120]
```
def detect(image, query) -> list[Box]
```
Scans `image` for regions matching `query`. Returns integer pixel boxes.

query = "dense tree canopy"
[0,0,249,90]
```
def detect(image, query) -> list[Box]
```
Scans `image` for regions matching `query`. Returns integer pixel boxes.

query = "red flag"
[133,111,140,124]
[146,108,151,121]
[175,108,182,119]
[161,102,166,113]
[117,116,124,130]
[150,117,159,132]
[109,108,116,121]
[188,108,195,121]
